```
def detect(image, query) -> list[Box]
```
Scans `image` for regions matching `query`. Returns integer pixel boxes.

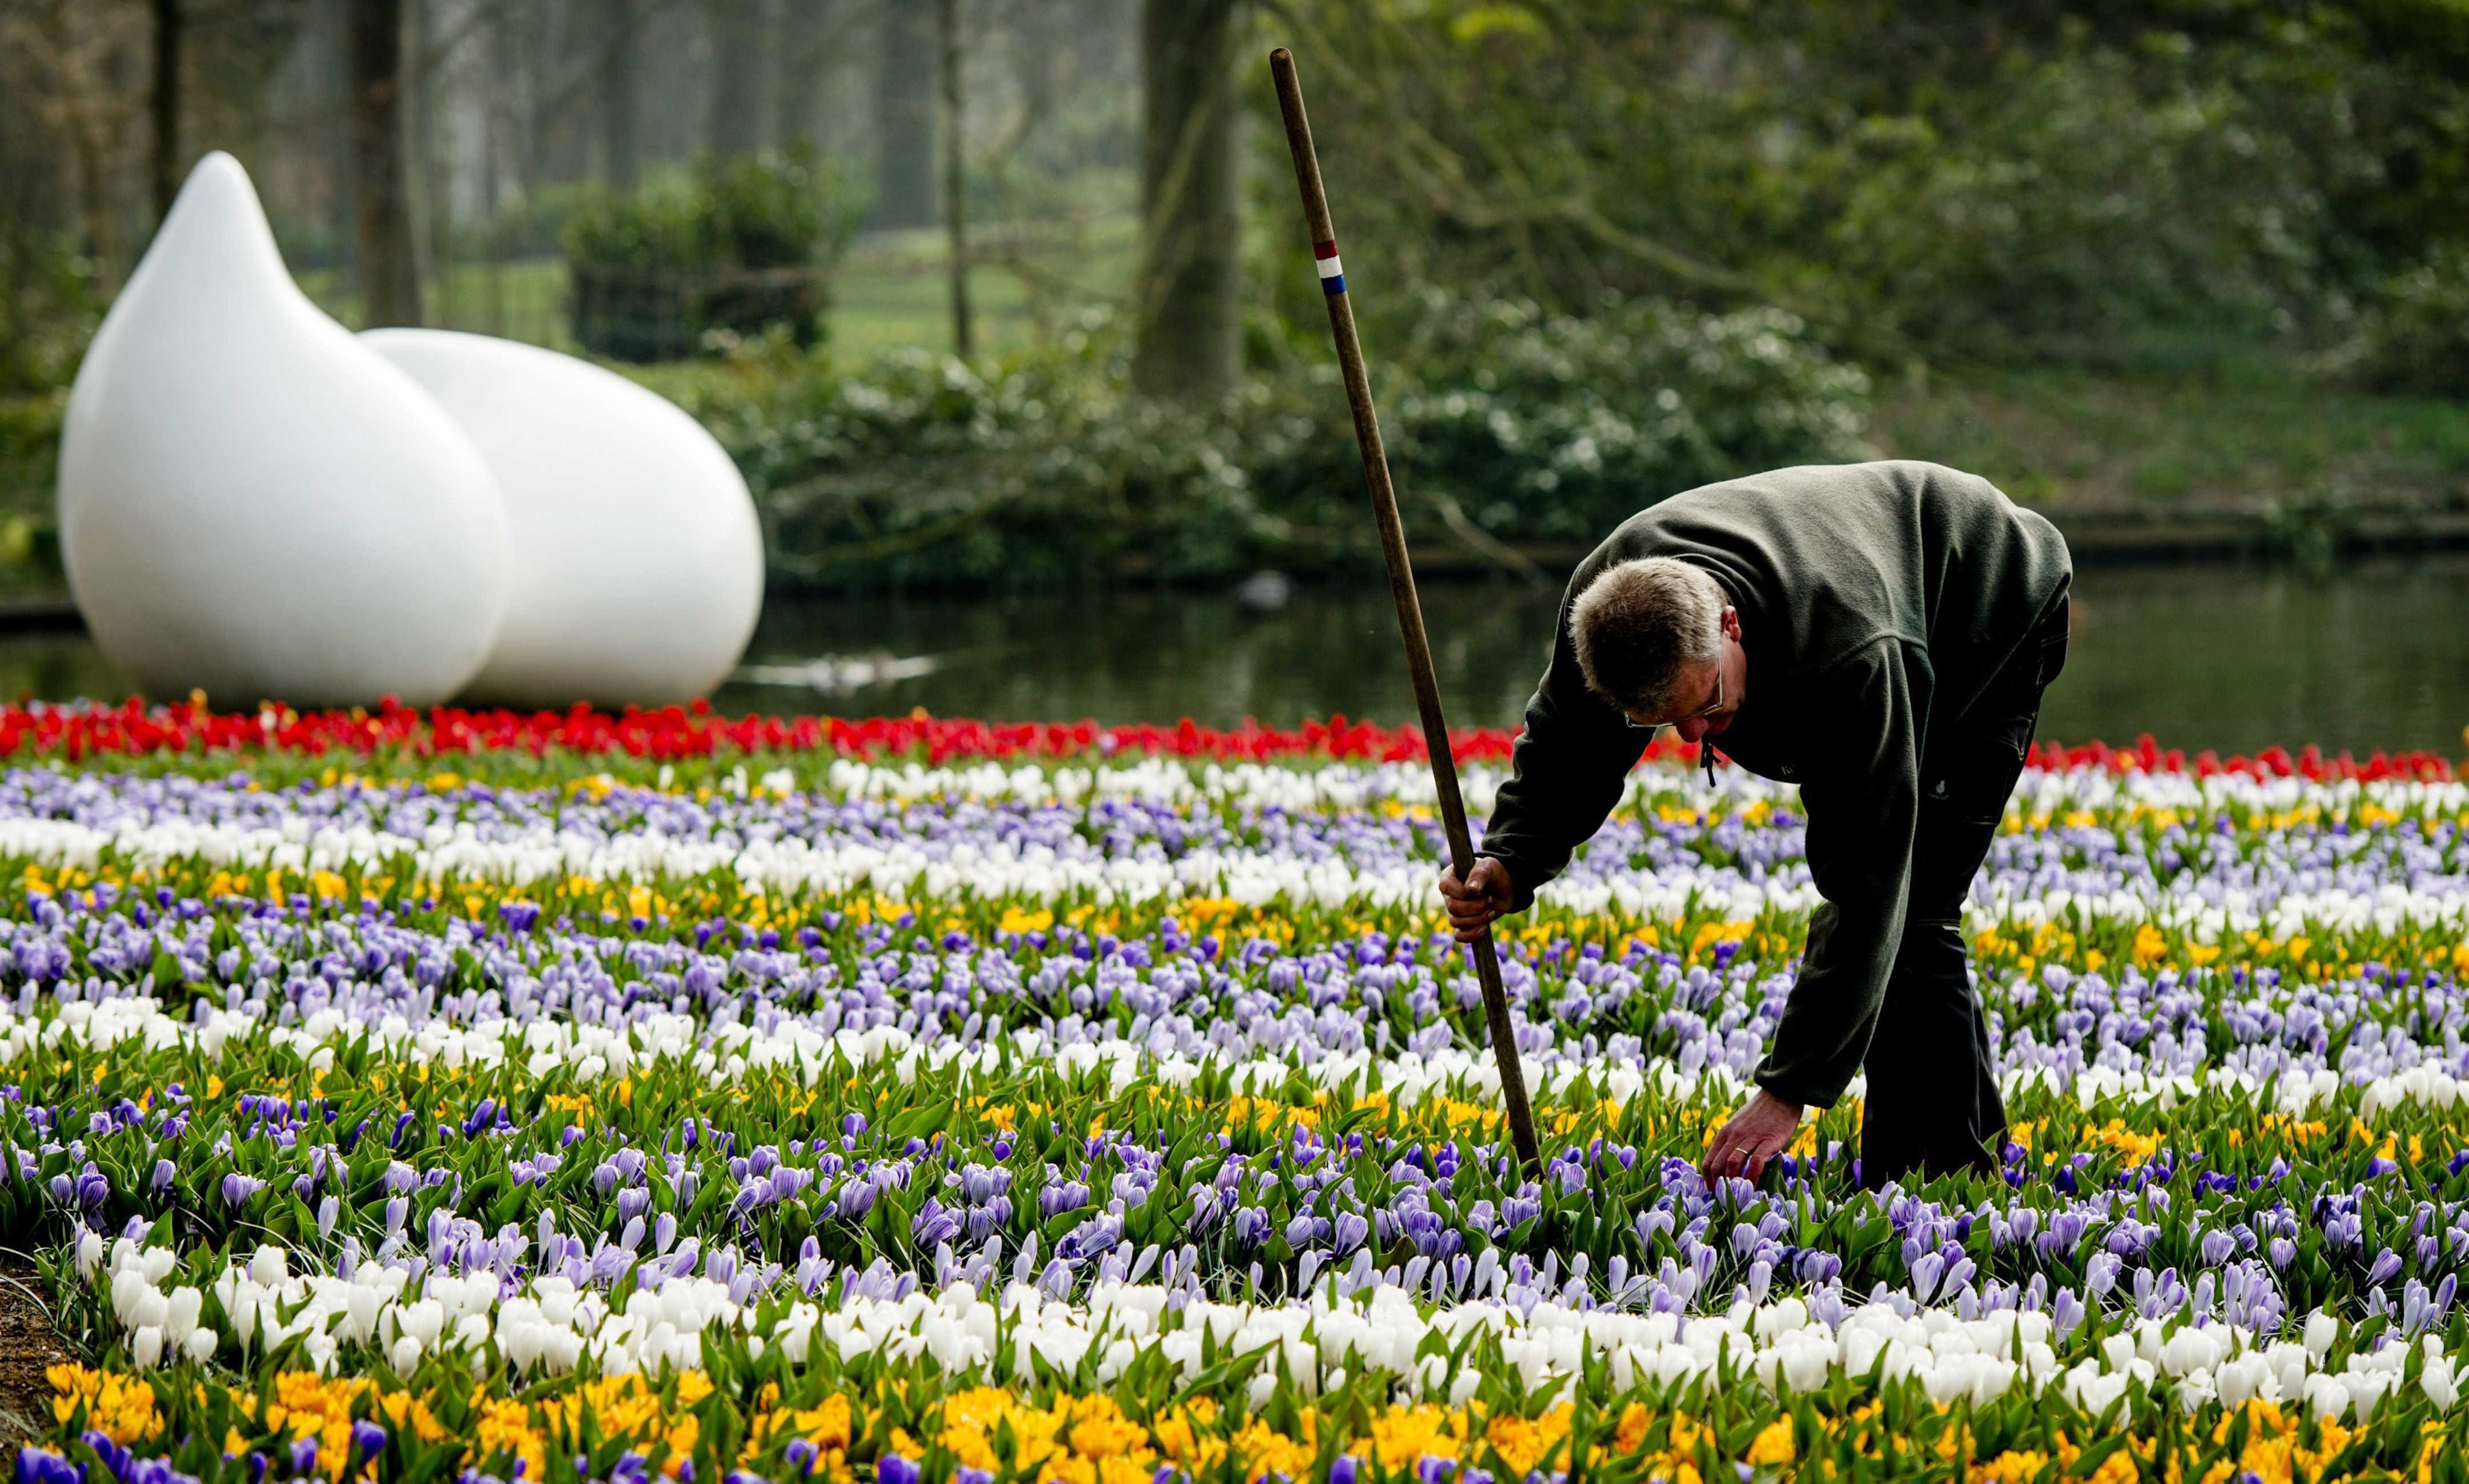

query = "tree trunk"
[347,0,421,327]
[937,0,970,358]
[597,0,640,189]
[410,0,448,327]
[149,0,182,226]
[1131,0,1242,401]
[872,0,936,228]
[705,0,764,156]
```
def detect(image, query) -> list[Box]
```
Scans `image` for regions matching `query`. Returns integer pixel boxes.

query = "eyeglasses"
[1635,664,1725,738]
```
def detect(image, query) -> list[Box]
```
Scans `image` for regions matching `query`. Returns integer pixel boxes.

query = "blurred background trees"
[1291,0,2469,375]
[0,0,2465,588]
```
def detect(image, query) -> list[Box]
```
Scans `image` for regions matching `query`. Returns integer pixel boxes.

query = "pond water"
[712,556,2469,759]
[2,556,2462,758]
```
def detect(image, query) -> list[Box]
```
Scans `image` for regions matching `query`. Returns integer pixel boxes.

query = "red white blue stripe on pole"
[1313,239,1345,295]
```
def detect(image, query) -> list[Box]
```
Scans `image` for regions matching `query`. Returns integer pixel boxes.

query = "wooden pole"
[1268,47,1541,1174]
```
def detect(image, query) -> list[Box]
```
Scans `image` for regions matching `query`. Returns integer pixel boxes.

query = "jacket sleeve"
[1478,586,1650,910]
[1753,640,1923,1109]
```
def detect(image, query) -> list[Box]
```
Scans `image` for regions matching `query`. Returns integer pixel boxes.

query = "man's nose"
[1677,717,1709,743]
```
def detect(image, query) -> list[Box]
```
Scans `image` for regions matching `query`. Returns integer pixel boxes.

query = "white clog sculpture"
[362,330,764,708]
[58,152,511,707]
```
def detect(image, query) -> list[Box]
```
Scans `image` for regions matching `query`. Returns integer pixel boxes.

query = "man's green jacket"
[1477,461,2072,1108]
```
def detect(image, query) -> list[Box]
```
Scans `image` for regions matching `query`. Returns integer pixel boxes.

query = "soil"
[0,1257,67,1450]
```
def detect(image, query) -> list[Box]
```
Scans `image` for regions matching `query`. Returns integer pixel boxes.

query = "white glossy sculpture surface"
[58,152,510,706]
[362,330,765,708]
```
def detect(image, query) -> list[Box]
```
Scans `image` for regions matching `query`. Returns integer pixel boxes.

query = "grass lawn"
[821,219,1140,360]
[1871,357,2469,520]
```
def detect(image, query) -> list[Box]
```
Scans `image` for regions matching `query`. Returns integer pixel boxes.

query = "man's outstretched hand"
[1702,1089,1805,1184]
[1438,856,1515,942]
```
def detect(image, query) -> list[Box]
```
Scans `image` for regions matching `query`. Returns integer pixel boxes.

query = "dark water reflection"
[714,557,2469,758]
[1,557,2461,759]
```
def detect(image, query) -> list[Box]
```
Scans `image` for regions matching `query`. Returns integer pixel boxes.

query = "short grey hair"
[1568,557,1726,716]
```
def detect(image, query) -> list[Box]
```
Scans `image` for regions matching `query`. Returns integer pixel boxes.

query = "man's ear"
[1720,605,1741,640]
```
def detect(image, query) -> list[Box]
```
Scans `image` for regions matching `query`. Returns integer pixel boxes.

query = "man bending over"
[1439,461,2072,1189]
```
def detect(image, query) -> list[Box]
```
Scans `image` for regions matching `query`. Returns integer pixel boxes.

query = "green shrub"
[2351,248,2469,399]
[0,392,64,518]
[663,290,1871,589]
[667,321,1294,588]
[561,148,856,362]
[0,226,102,396]
[1376,291,1873,541]
[0,230,84,571]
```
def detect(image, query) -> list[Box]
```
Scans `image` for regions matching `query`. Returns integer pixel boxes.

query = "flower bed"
[8,715,2469,1482]
[0,699,2454,783]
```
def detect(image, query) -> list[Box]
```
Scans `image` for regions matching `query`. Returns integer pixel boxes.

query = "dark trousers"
[1859,591,2070,1188]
